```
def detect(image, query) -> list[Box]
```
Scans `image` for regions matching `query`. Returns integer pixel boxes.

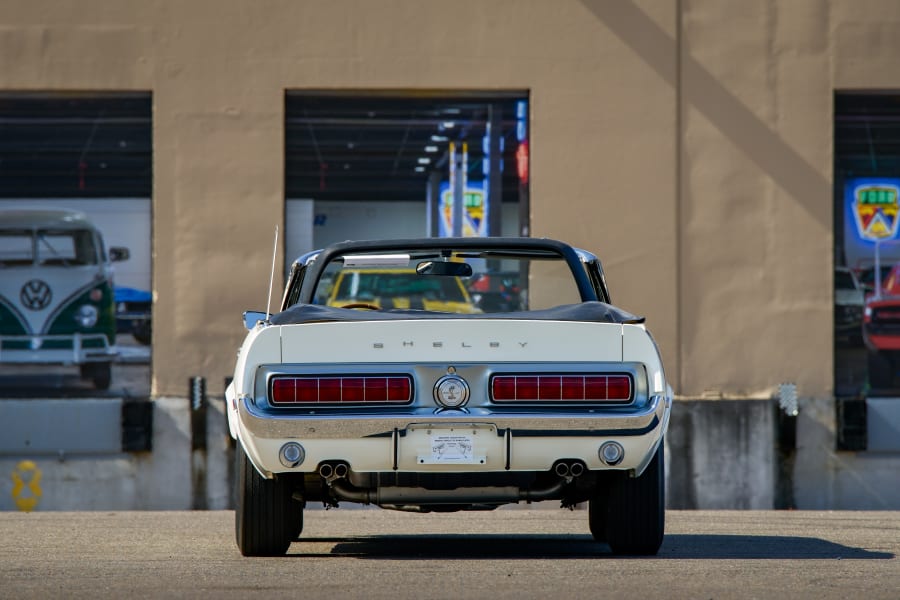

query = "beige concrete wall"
[679,0,833,398]
[677,0,900,400]
[2,0,900,401]
[534,1,679,388]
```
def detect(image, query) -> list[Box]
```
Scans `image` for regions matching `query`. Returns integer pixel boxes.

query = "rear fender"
[622,324,667,395]
[230,324,281,438]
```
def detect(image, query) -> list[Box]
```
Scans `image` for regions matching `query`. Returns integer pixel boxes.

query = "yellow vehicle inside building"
[323,268,480,313]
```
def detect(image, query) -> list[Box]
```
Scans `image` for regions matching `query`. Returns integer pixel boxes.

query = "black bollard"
[189,376,208,509]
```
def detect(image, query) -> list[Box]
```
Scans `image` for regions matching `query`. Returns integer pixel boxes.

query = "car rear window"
[310,250,584,314]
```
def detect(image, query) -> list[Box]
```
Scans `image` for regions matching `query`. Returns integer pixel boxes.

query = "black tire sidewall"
[234,444,299,556]
[604,441,665,555]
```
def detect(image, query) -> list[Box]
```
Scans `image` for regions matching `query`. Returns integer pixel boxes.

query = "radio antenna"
[265,225,279,322]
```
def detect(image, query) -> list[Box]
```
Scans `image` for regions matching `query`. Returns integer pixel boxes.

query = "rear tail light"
[271,375,412,405]
[490,374,632,403]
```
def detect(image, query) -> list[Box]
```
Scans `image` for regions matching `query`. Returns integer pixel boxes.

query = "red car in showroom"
[863,262,900,387]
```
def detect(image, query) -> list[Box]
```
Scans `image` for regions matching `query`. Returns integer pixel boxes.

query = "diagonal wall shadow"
[288,533,893,560]
[580,0,830,228]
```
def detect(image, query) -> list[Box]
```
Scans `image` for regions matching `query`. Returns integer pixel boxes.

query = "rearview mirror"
[415,261,473,277]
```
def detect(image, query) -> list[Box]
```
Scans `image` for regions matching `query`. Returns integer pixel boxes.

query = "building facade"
[2,0,899,509]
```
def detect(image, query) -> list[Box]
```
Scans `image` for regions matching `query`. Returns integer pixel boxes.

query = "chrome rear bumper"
[239,393,670,440]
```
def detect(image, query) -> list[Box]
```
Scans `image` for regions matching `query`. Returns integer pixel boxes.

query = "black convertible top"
[293,237,604,306]
[270,301,644,325]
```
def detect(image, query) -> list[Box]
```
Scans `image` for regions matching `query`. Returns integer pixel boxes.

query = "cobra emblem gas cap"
[20,280,52,311]
[433,371,470,408]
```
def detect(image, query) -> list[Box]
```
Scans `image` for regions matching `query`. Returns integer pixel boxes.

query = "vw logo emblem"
[20,280,52,311]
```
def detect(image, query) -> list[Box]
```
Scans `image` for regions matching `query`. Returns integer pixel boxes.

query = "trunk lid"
[278,318,624,363]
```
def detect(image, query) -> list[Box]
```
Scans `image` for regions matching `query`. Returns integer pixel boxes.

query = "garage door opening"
[0,91,152,398]
[284,91,529,270]
[834,91,900,451]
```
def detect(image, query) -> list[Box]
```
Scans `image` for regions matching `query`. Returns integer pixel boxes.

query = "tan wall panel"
[832,2,900,89]
[155,99,285,396]
[531,1,679,386]
[680,0,832,398]
[0,25,155,86]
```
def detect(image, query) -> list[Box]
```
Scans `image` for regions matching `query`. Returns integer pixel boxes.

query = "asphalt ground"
[0,509,897,599]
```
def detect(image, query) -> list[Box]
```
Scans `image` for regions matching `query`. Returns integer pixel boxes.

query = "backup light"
[279,442,305,468]
[490,374,632,403]
[271,375,412,405]
[599,442,624,466]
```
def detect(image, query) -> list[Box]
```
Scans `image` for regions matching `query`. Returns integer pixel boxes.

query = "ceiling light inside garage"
[283,91,527,203]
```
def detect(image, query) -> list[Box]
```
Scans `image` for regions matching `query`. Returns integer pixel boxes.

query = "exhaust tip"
[553,462,570,477]
[569,461,585,477]
[318,462,349,480]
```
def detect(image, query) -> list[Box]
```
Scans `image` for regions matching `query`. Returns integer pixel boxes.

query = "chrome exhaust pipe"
[554,462,570,477]
[318,463,333,479]
[333,462,349,479]
[569,462,585,477]
[521,477,567,501]
[330,479,373,503]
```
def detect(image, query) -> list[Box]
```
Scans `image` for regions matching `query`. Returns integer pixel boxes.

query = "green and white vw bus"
[0,208,129,389]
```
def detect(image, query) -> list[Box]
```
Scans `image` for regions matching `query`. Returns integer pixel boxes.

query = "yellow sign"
[11,460,42,512]
[439,188,486,237]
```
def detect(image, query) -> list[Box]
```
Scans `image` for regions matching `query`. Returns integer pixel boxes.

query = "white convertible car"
[226,237,672,556]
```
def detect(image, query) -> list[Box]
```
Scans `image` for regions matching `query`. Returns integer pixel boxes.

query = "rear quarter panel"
[622,324,667,395]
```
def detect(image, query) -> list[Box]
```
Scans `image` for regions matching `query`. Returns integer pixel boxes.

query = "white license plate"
[421,432,479,464]
[404,423,495,465]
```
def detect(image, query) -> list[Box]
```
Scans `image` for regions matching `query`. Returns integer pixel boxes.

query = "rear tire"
[80,363,112,390]
[132,321,152,345]
[235,444,302,556]
[587,483,608,543]
[601,442,665,555]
